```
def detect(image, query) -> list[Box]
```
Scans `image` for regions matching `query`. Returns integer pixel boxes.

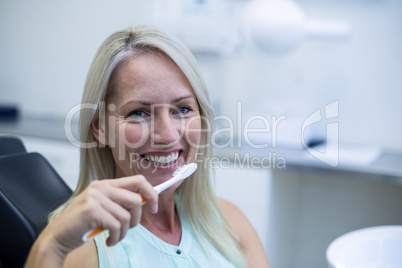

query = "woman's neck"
[140,191,182,245]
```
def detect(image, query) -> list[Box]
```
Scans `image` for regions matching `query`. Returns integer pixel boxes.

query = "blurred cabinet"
[267,168,402,268]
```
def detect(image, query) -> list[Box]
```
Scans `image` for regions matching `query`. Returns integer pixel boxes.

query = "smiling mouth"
[142,151,180,166]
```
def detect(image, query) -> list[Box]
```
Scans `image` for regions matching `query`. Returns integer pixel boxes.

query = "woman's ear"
[91,116,109,146]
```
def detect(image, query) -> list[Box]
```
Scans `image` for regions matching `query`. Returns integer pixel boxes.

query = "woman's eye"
[174,106,191,114]
[128,110,146,118]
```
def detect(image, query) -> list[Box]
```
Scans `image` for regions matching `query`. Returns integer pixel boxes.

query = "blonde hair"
[52,26,246,267]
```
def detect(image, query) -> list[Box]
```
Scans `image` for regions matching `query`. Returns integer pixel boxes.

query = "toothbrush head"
[153,163,198,194]
[173,163,197,178]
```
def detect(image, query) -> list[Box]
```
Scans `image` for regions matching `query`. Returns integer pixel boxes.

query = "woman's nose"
[151,113,182,147]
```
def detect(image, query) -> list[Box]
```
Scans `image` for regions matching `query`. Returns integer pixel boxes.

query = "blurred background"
[1,0,401,267]
[1,0,401,150]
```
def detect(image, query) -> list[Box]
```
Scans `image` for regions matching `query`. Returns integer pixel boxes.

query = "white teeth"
[143,152,179,165]
[160,156,167,163]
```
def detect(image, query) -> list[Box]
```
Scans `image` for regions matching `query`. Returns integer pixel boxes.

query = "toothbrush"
[82,163,197,242]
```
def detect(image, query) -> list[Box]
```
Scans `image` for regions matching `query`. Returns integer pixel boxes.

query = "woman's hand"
[24,175,158,268]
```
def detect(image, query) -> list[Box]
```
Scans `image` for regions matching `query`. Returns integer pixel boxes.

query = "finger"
[97,210,122,247]
[82,181,143,243]
[97,194,132,241]
[98,187,143,228]
[79,200,123,246]
[107,175,159,213]
[88,178,148,209]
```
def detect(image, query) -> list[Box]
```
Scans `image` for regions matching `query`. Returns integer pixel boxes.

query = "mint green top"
[94,214,239,268]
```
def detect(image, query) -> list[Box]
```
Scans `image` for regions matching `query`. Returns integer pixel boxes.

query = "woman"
[25,26,270,267]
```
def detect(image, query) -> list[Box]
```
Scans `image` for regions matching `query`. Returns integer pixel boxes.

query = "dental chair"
[0,136,26,156]
[0,136,73,268]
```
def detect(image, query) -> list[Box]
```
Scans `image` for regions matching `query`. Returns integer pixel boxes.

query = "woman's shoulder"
[217,198,271,268]
[217,198,240,212]
[217,198,249,233]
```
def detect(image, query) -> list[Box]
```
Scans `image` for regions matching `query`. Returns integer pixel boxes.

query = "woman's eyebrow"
[120,95,195,110]
[172,95,194,103]
[120,100,151,111]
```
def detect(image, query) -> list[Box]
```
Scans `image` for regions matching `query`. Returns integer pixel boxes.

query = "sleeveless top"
[94,213,239,268]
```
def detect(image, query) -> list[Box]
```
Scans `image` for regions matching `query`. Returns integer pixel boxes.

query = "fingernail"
[152,204,158,214]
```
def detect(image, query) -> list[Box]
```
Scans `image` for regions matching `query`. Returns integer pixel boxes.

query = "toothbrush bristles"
[173,165,186,176]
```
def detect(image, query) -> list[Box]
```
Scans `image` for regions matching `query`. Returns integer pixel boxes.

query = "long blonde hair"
[52,26,246,267]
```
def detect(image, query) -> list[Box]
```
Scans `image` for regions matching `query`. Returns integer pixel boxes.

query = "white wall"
[0,0,149,119]
[195,0,402,151]
[1,0,401,150]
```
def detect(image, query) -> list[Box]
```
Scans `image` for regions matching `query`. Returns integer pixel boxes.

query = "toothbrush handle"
[82,226,105,242]
[82,196,147,242]
[153,174,179,194]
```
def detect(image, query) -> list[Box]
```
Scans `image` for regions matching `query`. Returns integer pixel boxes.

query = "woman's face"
[99,53,201,190]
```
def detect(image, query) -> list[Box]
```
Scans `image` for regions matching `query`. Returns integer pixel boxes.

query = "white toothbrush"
[82,163,197,242]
